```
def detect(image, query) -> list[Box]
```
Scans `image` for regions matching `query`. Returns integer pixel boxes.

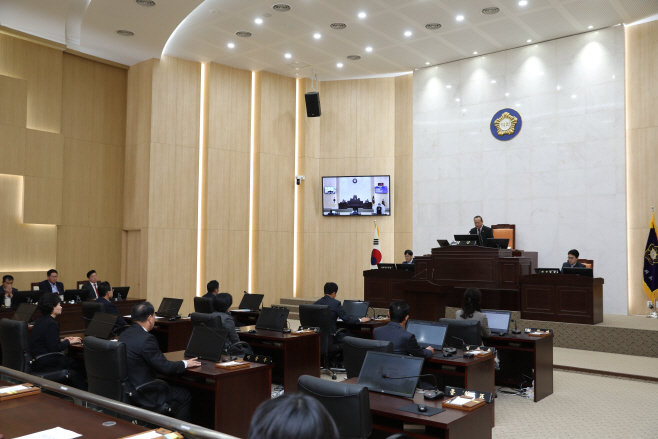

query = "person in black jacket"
[81,270,100,300]
[562,249,586,270]
[314,282,370,342]
[374,300,434,359]
[214,292,252,356]
[2,275,18,307]
[469,215,494,247]
[29,293,86,389]
[95,282,128,331]
[118,302,200,421]
[38,269,64,295]
[203,280,219,299]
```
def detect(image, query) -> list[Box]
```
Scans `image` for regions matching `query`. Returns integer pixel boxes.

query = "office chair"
[193,296,215,313]
[343,336,393,379]
[299,304,345,379]
[190,312,223,329]
[83,336,131,402]
[439,318,482,347]
[81,301,106,328]
[0,318,70,382]
[298,375,371,439]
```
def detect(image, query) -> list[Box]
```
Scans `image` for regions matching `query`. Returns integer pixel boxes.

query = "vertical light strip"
[196,63,206,297]
[293,79,300,297]
[248,71,256,293]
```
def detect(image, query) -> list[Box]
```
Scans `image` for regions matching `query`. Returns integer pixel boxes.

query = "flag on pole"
[371,222,382,269]
[643,211,658,302]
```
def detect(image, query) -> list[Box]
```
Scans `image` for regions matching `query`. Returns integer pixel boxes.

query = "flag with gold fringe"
[643,211,658,302]
[370,222,382,269]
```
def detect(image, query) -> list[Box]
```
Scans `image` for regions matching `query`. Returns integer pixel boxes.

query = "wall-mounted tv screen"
[322,175,391,216]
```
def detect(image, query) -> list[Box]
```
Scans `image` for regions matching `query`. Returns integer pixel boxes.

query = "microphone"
[381,374,443,400]
[511,319,521,334]
[452,335,466,348]
[410,269,427,280]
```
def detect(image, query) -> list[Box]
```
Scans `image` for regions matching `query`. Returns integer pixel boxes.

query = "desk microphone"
[452,336,466,349]
[381,374,443,400]
[410,269,427,280]
[511,319,522,334]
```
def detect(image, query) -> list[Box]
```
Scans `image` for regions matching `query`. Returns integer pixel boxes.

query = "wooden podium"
[363,269,413,309]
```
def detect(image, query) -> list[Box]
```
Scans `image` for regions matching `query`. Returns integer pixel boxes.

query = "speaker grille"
[481,7,500,15]
[425,23,442,30]
[235,31,252,37]
[116,30,134,36]
[330,23,347,30]
[272,4,291,12]
[347,55,361,60]
[135,0,156,6]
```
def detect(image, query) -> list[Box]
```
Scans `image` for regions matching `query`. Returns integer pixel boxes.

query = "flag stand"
[648,298,658,319]
[647,206,657,318]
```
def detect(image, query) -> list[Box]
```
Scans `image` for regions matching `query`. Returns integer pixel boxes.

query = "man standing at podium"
[469,215,494,247]
[562,249,585,270]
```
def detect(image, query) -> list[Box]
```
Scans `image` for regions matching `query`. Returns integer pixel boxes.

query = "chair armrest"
[332,328,348,338]
[31,351,67,364]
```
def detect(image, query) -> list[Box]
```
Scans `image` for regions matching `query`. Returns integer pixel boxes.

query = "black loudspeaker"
[305,91,321,117]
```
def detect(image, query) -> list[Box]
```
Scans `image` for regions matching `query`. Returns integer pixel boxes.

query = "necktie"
[93,283,97,297]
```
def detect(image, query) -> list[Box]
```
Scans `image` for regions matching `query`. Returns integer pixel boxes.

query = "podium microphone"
[410,269,427,280]
[381,374,443,400]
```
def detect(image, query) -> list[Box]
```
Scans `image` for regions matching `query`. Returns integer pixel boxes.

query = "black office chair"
[83,336,131,402]
[193,296,215,313]
[81,301,106,328]
[190,312,223,329]
[0,318,70,382]
[298,375,371,439]
[439,318,482,347]
[343,336,393,379]
[299,304,345,379]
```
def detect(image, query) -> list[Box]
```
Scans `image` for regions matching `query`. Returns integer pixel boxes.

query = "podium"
[400,281,454,322]
[363,269,413,309]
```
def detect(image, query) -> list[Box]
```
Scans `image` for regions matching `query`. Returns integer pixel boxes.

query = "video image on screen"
[322,175,390,216]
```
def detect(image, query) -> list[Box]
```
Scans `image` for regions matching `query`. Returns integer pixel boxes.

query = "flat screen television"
[322,175,390,216]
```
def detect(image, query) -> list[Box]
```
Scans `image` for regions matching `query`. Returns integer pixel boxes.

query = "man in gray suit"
[374,301,433,359]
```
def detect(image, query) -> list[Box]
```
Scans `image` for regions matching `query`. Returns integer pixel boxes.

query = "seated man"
[402,249,414,264]
[95,281,128,330]
[469,215,494,247]
[562,249,586,270]
[81,270,100,300]
[203,280,219,299]
[2,275,17,307]
[314,282,370,342]
[38,269,64,295]
[118,302,200,421]
[374,300,434,359]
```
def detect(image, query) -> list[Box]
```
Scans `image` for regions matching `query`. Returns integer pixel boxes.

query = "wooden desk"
[237,325,320,393]
[487,333,554,402]
[336,318,389,339]
[344,377,493,439]
[163,351,272,438]
[0,380,148,438]
[124,316,193,352]
[520,274,604,324]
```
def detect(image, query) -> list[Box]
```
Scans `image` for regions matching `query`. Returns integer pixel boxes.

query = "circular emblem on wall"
[490,108,522,141]
[352,178,358,183]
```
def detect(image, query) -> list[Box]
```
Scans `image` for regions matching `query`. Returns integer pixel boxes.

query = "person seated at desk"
[469,215,494,247]
[314,282,370,342]
[562,249,586,270]
[118,302,200,422]
[203,279,219,299]
[248,393,339,439]
[455,288,491,339]
[81,269,100,300]
[95,281,128,331]
[214,292,252,356]
[374,300,434,358]
[402,249,414,264]
[38,269,64,295]
[29,293,86,389]
[2,275,17,307]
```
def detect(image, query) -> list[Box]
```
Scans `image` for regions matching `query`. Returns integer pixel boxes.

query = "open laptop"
[406,319,449,349]
[11,303,38,323]
[156,298,184,317]
[357,351,425,399]
[255,307,290,331]
[184,325,229,362]
[342,300,370,318]
[436,239,451,247]
[238,293,264,312]
[84,312,119,339]
[481,309,512,336]
[535,268,561,274]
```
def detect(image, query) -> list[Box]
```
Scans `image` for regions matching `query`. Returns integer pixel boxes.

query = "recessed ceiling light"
[473,51,478,54]
[557,85,561,90]
[588,25,593,29]
[425,62,430,65]
[527,39,532,43]
[505,93,509,96]
[456,15,464,21]
[571,94,577,99]
[519,1,528,5]
[456,98,460,102]
[358,12,366,19]
[314,33,321,39]
[516,103,521,107]
[366,46,373,52]
[491,80,496,83]
[255,18,263,24]
[227,43,235,48]
[285,53,292,58]
[337,63,343,68]
[446,85,451,88]
[462,109,467,112]
[117,30,134,36]
[404,31,412,37]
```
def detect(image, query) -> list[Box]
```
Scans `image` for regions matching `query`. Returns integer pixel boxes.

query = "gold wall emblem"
[494,112,518,136]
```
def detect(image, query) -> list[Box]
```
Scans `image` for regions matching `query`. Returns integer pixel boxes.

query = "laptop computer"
[11,303,38,323]
[436,239,451,247]
[535,267,561,274]
[481,309,512,336]
[255,307,290,331]
[406,319,449,349]
[84,312,119,339]
[342,300,370,318]
[238,293,264,311]
[357,351,425,399]
[184,325,229,362]
[156,298,184,317]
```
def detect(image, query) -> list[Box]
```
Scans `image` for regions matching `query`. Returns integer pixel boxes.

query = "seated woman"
[214,293,252,356]
[455,288,491,339]
[30,292,87,389]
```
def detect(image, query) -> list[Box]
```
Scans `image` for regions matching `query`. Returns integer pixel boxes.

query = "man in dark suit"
[81,270,100,300]
[203,280,219,299]
[2,275,18,307]
[469,215,494,247]
[314,282,370,342]
[562,249,586,270]
[118,302,200,421]
[402,249,414,264]
[95,282,128,330]
[374,301,434,359]
[38,269,64,295]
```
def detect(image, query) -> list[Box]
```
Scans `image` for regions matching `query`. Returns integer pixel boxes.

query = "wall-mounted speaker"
[305,91,321,117]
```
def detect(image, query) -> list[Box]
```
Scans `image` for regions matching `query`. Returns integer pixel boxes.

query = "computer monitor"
[485,238,509,249]
[156,298,184,317]
[112,287,130,301]
[342,300,370,318]
[562,267,593,277]
[84,312,119,339]
[255,307,290,331]
[453,234,479,245]
[406,319,448,349]
[63,289,86,303]
[357,351,425,399]
[535,268,561,274]
[238,293,264,311]
[11,303,38,323]
[395,263,415,272]
[436,239,451,247]
[184,325,229,362]
[377,263,396,270]
[439,318,482,347]
[12,290,45,306]
[481,309,511,335]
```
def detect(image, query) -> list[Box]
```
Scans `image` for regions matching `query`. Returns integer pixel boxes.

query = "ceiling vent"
[116,30,135,36]
[481,7,500,15]
[347,55,361,60]
[272,4,291,12]
[330,23,347,30]
[425,23,442,30]
[235,31,252,37]
[135,0,156,6]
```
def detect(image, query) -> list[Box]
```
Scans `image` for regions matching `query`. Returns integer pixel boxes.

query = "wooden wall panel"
[125,59,154,148]
[394,74,414,259]
[626,21,658,314]
[0,75,28,127]
[122,230,143,299]
[23,176,62,225]
[24,130,64,180]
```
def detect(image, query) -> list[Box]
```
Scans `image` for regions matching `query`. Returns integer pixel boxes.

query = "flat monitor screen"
[238,293,264,311]
[85,312,119,339]
[11,303,38,322]
[255,307,290,331]
[322,175,390,216]
[406,319,448,349]
[157,298,184,317]
[481,309,511,334]
[342,300,370,318]
[63,289,86,303]
[112,286,130,300]
[454,234,479,245]
[395,263,414,273]
[377,263,396,270]
[562,267,593,277]
[184,326,229,362]
[12,290,44,306]
[357,351,424,399]
[485,238,509,249]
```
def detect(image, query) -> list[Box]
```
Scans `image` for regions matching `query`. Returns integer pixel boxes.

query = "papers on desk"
[15,427,82,439]
[219,361,243,366]
[0,384,30,393]
[122,431,162,439]
[448,397,472,406]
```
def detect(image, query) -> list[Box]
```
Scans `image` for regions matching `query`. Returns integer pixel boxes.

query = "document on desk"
[0,384,31,393]
[231,309,251,312]
[448,397,473,406]
[120,431,163,439]
[14,427,82,439]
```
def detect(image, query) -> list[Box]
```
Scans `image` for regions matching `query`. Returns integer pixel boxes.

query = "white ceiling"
[1,0,657,80]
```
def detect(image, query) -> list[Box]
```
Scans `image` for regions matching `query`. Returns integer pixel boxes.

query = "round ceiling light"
[272,4,291,12]
[425,23,442,30]
[481,7,500,15]
[330,23,347,30]
[117,30,134,36]
[235,31,252,37]
[347,55,361,60]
